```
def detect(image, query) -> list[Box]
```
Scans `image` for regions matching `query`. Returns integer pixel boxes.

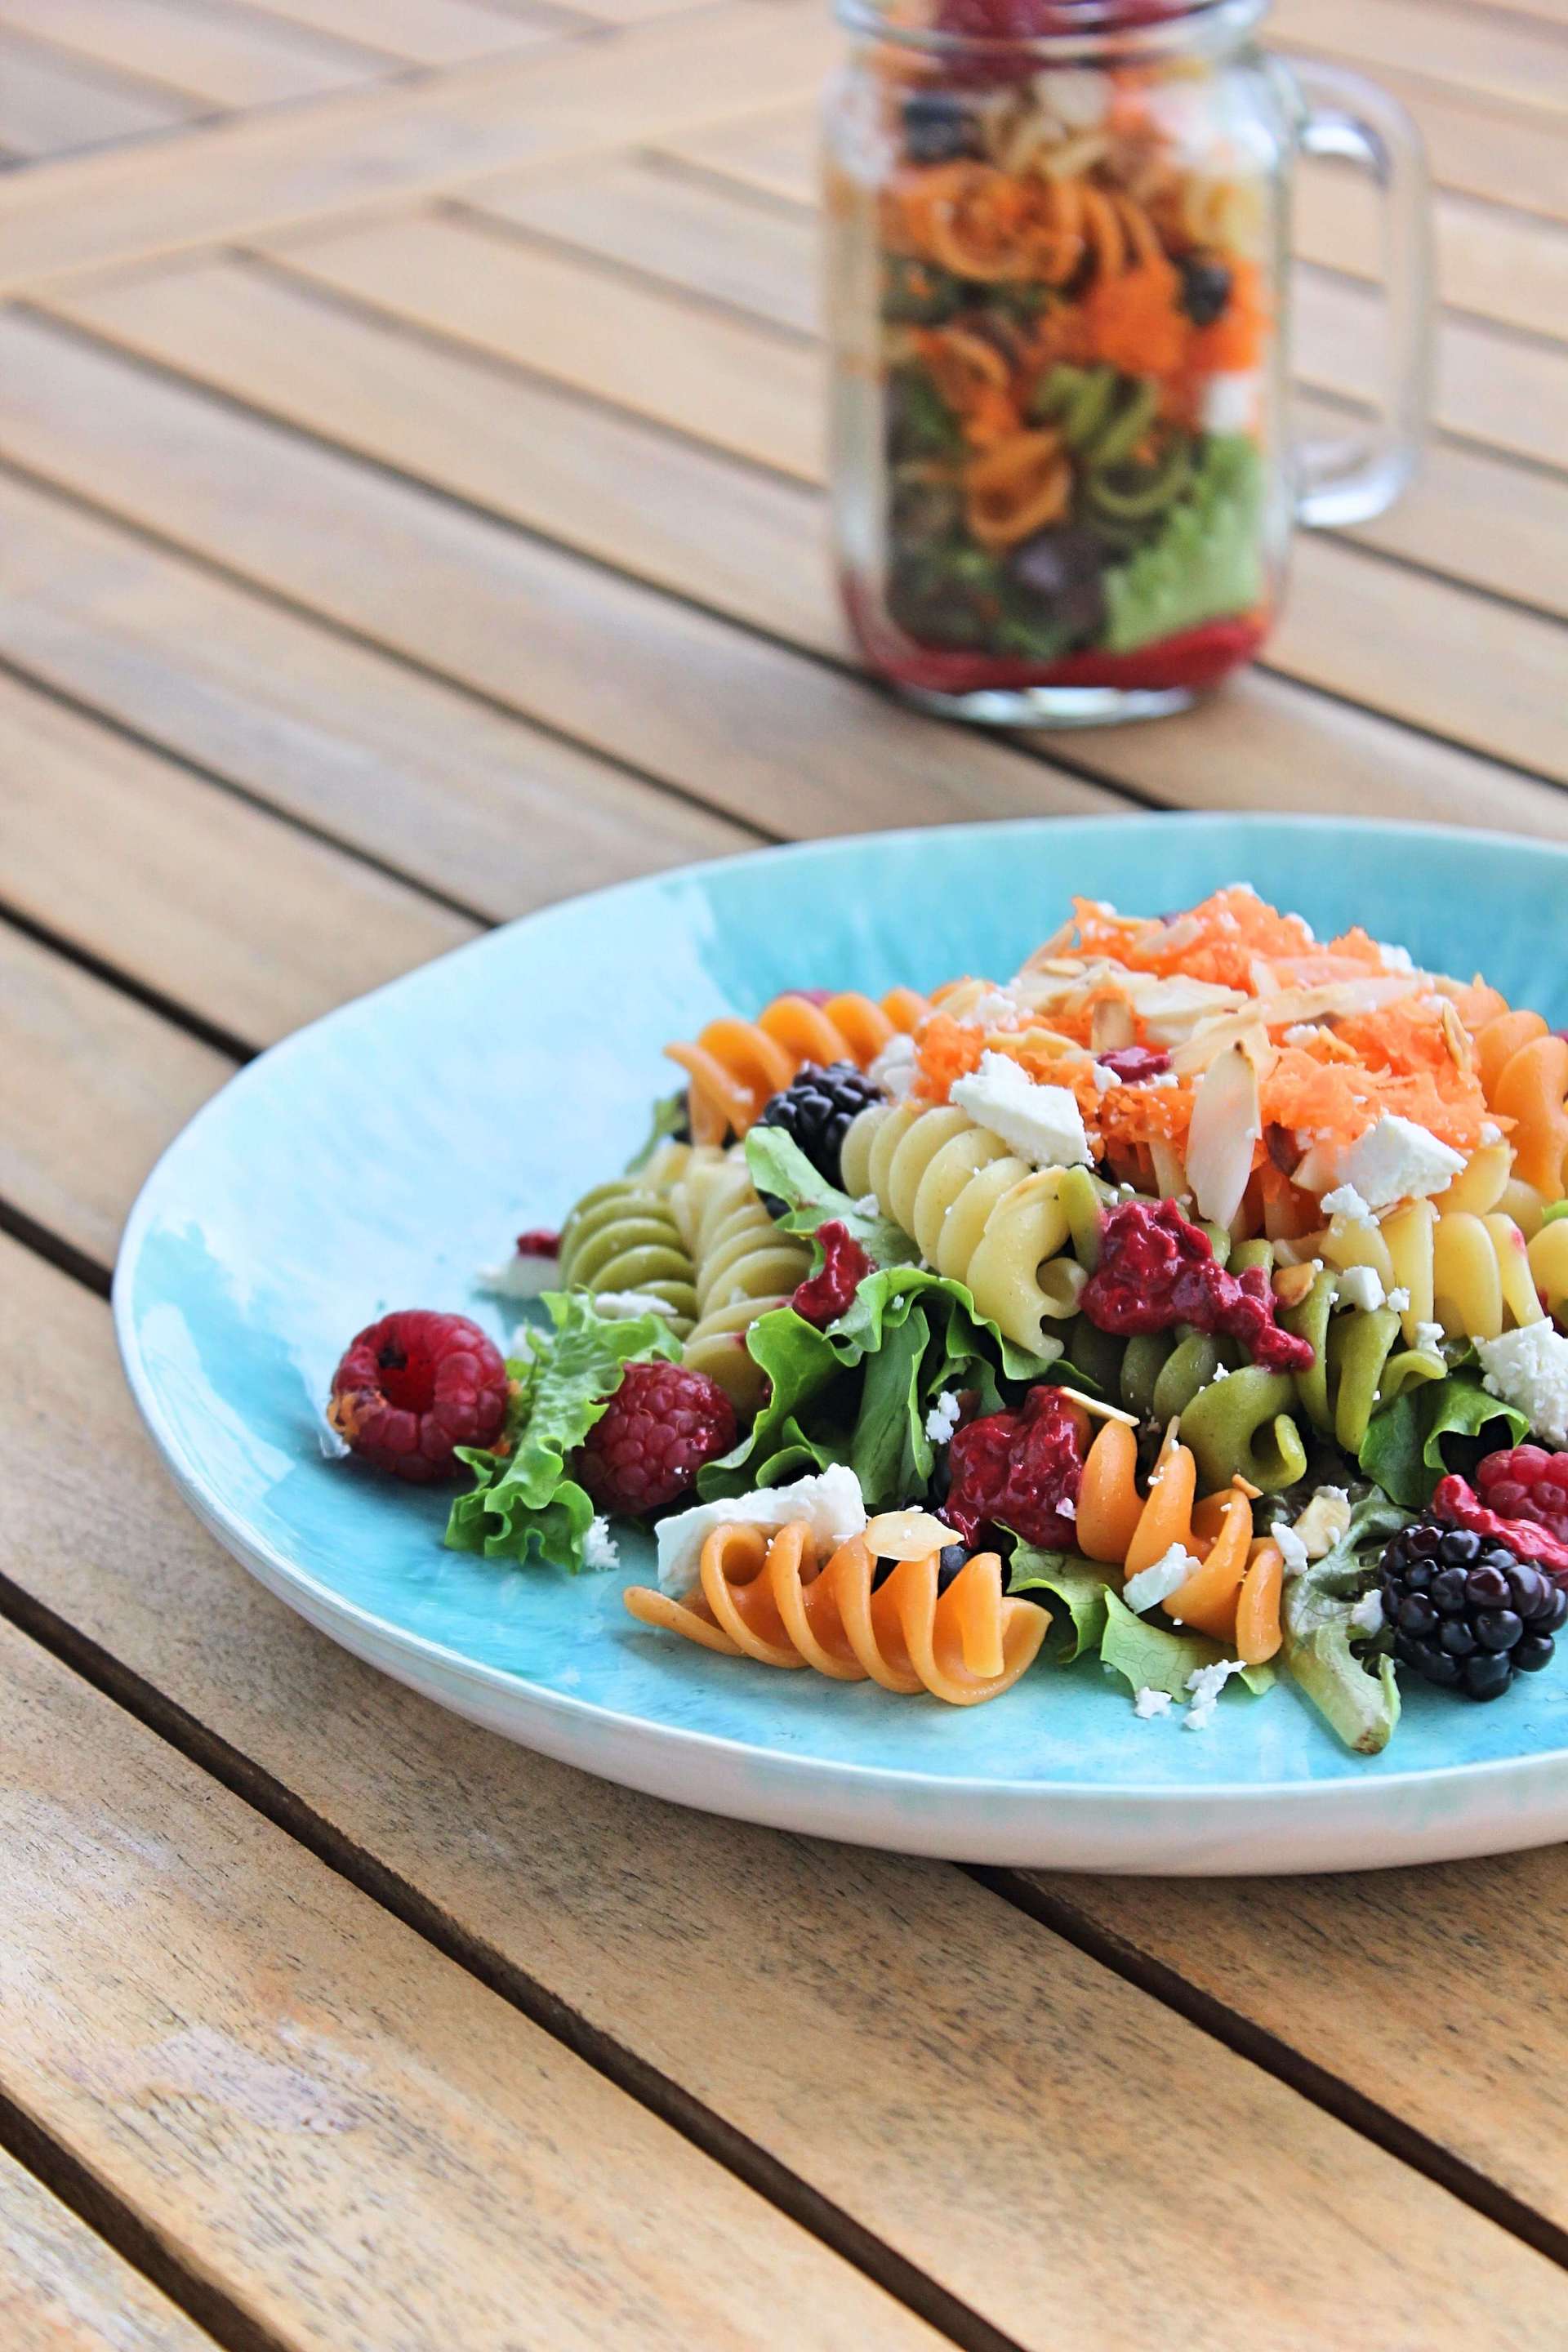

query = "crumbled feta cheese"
[590,1290,679,1321]
[1481,1121,1502,1146]
[1183,1658,1245,1731]
[1476,1325,1568,1449]
[1122,1542,1199,1615]
[581,1517,621,1572]
[924,1391,962,1445]
[1387,1286,1411,1313]
[1375,940,1414,973]
[868,1033,917,1101]
[1414,1320,1446,1354]
[656,1465,867,1597]
[1150,1068,1178,1089]
[957,988,1022,1031]
[1282,1023,1323,1047]
[1209,1363,1231,1382]
[1091,1062,1123,1092]
[1336,1264,1386,1314]
[1349,1588,1385,1637]
[951,1052,1091,1168]
[476,1248,558,1299]
[1273,1521,1310,1576]
[1200,370,1260,435]
[1343,1115,1465,1209]
[1133,1686,1173,1720]
[1321,1181,1375,1225]
[1059,1496,1076,1521]
[855,1194,880,1218]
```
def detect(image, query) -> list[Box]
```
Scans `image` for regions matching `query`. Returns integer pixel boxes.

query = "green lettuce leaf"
[446,1291,679,1569]
[1006,1548,1114,1662]
[1099,1588,1274,1700]
[625,1087,690,1173]
[1281,1491,1409,1753]
[1359,1370,1530,1511]
[742,1125,918,1270]
[697,1266,1078,1508]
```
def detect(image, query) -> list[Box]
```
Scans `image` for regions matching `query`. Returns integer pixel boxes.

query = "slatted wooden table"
[2,1,1567,2345]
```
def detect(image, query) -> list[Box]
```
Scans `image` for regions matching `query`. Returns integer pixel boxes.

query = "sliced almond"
[1440,999,1474,1073]
[1090,993,1137,1053]
[864,1509,960,1561]
[1272,1261,1319,1309]
[1184,1040,1262,1229]
[1052,1383,1139,1428]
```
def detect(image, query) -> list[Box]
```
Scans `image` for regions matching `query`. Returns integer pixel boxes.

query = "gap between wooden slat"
[0,2139,226,2352]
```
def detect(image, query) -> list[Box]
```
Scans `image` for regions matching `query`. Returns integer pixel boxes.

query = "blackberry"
[901,90,979,163]
[1178,252,1232,327]
[1379,1520,1567,1701]
[871,1542,970,1595]
[755,1061,886,1190]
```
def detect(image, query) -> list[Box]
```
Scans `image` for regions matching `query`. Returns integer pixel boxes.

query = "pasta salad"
[324,887,1568,1751]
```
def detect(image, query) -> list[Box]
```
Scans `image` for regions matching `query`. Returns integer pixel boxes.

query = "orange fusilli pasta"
[666,989,929,1145]
[624,1520,1049,1704]
[1076,1420,1283,1664]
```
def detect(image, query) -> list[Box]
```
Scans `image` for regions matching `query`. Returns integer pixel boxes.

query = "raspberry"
[791,1220,874,1328]
[945,1383,1086,1549]
[573,1360,737,1517]
[1095,1046,1170,1085]
[1436,1472,1568,1579]
[328,1310,508,1485]
[1477,1446,1568,1546]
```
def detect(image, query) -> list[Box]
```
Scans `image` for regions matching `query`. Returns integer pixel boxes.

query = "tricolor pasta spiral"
[1077,1420,1283,1664]
[623,1521,1048,1704]
[671,1149,811,1412]
[666,989,929,1147]
[841,1101,1102,1353]
[558,1173,698,1337]
[1316,1146,1545,1345]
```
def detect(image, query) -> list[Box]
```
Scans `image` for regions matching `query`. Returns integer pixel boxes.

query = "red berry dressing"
[514,1228,560,1258]
[790,1220,875,1329]
[945,1383,1086,1550]
[1080,1197,1315,1374]
[1095,1046,1171,1085]
[1477,1445,1568,1546]
[1434,1474,1568,1580]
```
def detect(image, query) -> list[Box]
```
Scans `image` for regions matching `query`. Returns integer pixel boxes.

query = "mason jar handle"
[1287,60,1433,529]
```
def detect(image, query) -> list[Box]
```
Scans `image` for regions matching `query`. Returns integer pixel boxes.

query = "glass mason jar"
[825,0,1432,724]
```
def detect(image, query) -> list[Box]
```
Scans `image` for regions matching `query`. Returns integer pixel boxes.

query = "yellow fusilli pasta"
[671,1149,811,1412]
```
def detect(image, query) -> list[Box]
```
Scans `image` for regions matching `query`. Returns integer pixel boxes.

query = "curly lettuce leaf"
[1006,1548,1114,1661]
[1281,1491,1408,1753]
[1099,1588,1275,1700]
[1359,1370,1529,1511]
[625,1086,689,1173]
[446,1291,678,1569]
[743,1125,918,1270]
[697,1266,1078,1509]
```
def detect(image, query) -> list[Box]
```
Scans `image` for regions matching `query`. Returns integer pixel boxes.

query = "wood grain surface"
[0,5,1565,2345]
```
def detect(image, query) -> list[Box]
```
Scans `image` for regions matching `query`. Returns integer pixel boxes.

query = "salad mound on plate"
[326,888,1568,1750]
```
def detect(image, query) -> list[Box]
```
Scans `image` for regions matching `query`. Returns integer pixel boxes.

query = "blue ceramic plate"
[115,817,1568,1873]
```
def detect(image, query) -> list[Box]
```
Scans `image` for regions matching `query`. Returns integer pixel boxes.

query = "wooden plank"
[4,1235,1568,2350]
[0,467,760,918]
[1295,267,1568,476]
[0,2147,213,2352]
[42,249,1567,786]
[0,0,383,109]
[1270,0,1568,122]
[0,4,835,296]
[1296,160,1568,346]
[655,101,814,205]
[0,31,195,159]
[0,921,232,1267]
[0,1570,938,2352]
[1351,73,1568,225]
[0,666,473,1044]
[0,310,1117,838]
[461,154,822,336]
[459,154,1568,619]
[265,204,825,481]
[220,0,560,68]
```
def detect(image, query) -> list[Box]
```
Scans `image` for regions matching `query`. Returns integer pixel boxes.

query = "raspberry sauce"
[1080,1198,1314,1374]
[1433,1475,1568,1580]
[944,1383,1088,1549]
[790,1221,874,1329]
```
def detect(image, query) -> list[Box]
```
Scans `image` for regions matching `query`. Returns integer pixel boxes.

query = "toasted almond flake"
[1053,1384,1140,1428]
[1185,1040,1262,1228]
[1439,999,1473,1072]
[1091,993,1136,1053]
[863,1510,961,1561]
[1272,1261,1318,1309]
